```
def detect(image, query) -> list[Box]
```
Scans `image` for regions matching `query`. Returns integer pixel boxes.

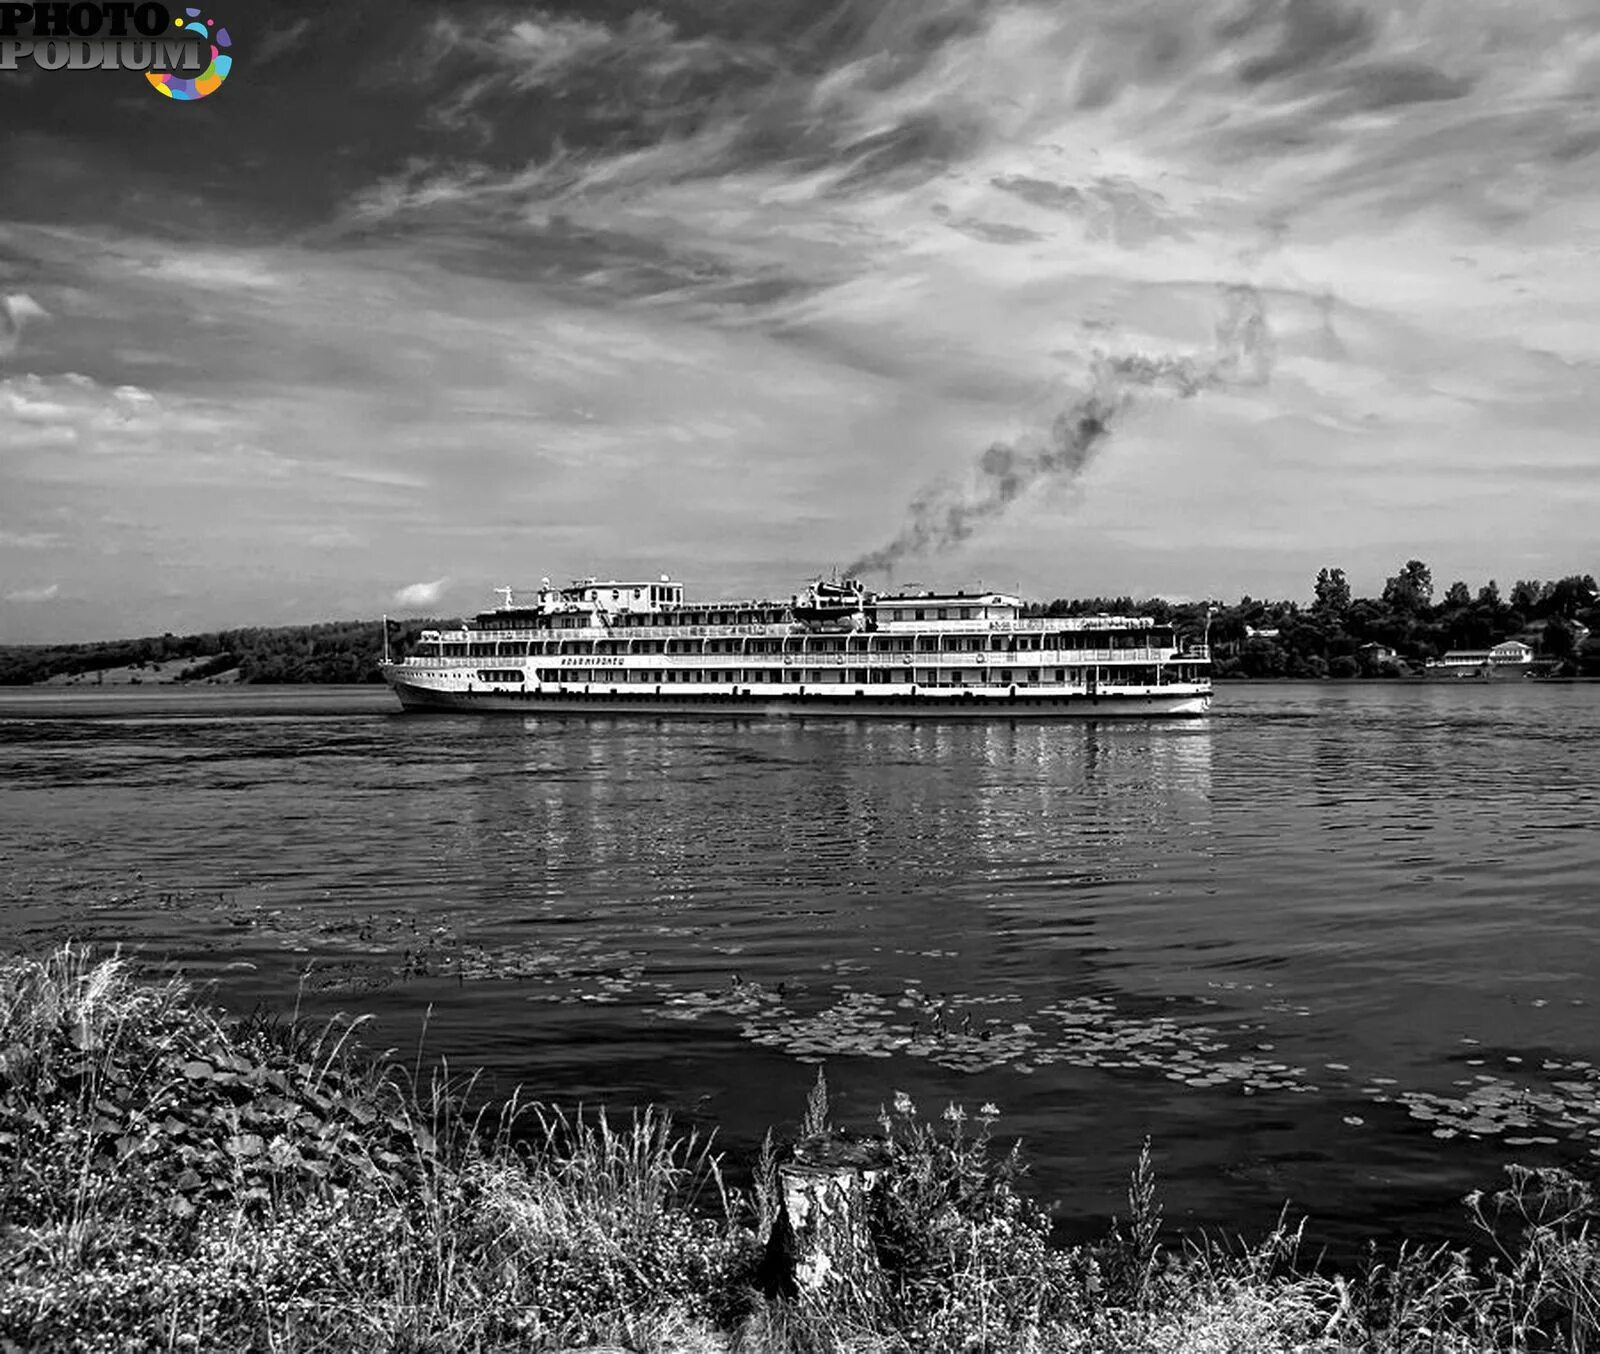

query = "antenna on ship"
[381,614,390,665]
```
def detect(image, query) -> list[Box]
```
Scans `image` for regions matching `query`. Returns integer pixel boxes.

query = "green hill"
[0,619,446,687]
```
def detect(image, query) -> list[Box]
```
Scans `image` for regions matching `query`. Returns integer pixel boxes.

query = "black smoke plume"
[846,285,1273,579]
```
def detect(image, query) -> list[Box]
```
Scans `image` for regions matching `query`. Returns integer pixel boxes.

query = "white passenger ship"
[379,576,1212,718]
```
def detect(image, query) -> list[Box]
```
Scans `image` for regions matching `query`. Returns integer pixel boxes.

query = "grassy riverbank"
[2,948,1597,1352]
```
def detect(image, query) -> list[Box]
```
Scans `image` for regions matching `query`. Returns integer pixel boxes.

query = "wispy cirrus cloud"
[5,582,59,603]
[323,0,1600,589]
[0,529,60,549]
[1,0,1597,640]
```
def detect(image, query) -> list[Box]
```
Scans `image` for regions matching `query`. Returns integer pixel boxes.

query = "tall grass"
[0,947,749,1350]
[1,945,1597,1352]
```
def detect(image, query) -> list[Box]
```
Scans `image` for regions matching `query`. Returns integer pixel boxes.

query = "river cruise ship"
[380,576,1212,718]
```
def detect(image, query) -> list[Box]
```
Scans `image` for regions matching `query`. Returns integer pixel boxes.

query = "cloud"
[0,293,48,359]
[394,578,448,607]
[0,529,59,549]
[414,7,780,153]
[6,0,1600,640]
[0,221,940,634]
[5,583,59,602]
[256,16,311,64]
[0,373,237,467]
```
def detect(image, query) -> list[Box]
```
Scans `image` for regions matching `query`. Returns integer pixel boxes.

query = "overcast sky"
[3,0,1598,641]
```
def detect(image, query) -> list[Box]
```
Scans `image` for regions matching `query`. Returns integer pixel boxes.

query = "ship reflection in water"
[457,718,1216,958]
[497,716,1214,860]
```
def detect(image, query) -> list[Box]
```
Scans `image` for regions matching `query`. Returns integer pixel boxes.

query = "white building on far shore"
[1435,640,1534,668]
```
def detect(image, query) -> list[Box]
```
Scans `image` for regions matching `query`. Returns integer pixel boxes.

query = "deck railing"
[438,615,1167,642]
[398,648,1202,669]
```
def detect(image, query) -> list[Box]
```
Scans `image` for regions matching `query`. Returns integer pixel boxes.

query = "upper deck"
[420,577,1177,645]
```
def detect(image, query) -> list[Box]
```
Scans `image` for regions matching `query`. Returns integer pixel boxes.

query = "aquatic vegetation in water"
[1392,1062,1600,1151]
[12,869,1600,1174]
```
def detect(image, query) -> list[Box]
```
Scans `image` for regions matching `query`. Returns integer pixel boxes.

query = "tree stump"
[762,1130,892,1308]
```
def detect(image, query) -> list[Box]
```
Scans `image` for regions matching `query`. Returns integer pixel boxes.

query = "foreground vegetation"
[3,562,1596,687]
[3,947,1599,1351]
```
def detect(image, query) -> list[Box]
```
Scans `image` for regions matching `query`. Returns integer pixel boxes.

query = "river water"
[2,682,1596,1255]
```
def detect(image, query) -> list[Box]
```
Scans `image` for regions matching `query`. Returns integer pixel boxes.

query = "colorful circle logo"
[147,7,231,100]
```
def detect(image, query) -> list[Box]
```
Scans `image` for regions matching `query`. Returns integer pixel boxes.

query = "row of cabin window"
[524,669,1064,684]
[476,604,1013,631]
[425,632,1167,659]
[479,609,787,630]
[497,667,1188,686]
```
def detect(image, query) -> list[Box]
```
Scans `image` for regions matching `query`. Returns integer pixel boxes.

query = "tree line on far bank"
[1030,563,1600,679]
[1,562,1596,685]
[0,619,444,687]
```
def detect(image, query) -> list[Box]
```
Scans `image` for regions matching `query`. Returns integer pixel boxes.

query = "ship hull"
[384,675,1210,719]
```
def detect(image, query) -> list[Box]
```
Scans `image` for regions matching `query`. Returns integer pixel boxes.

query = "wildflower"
[893,1091,915,1117]
[942,1103,967,1126]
